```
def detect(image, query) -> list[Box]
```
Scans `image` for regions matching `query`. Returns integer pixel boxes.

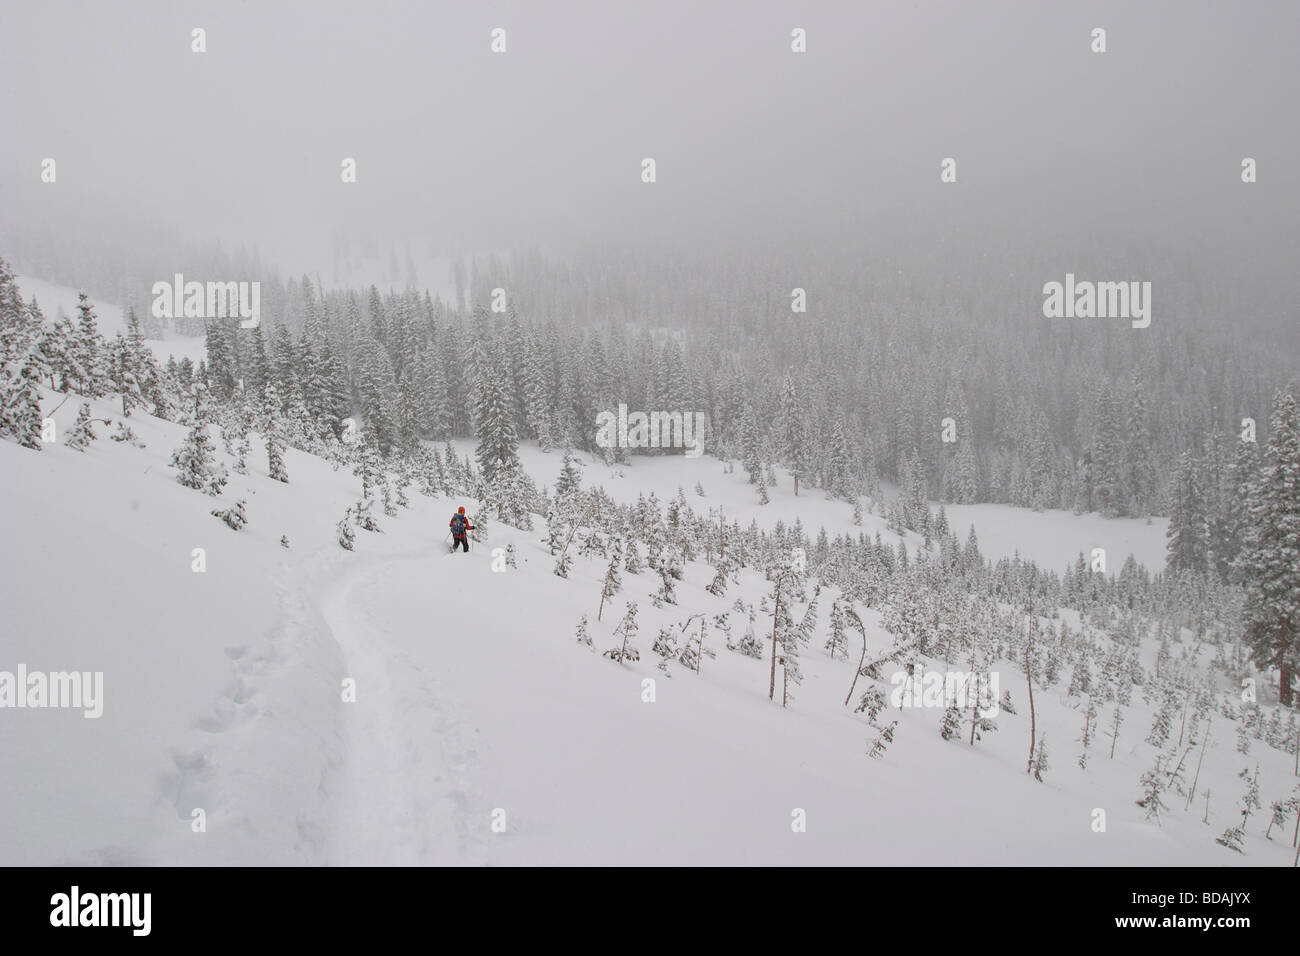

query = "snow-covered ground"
[14,275,206,366]
[2,389,1294,866]
[490,440,1169,575]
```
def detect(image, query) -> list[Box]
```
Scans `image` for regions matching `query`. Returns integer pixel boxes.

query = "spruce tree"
[1239,386,1300,707]
[1166,450,1210,574]
[170,392,228,494]
[64,403,100,451]
[0,265,49,449]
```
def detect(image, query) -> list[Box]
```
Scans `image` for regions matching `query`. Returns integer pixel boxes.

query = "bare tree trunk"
[1202,789,1211,824]
[793,473,799,497]
[968,634,979,746]
[697,618,705,675]
[843,607,867,707]
[1280,654,1294,708]
[1025,611,1037,774]
[1109,706,1121,760]
[1176,694,1189,749]
[782,663,789,708]
[1186,720,1211,811]
[769,592,781,701]
[1167,743,1194,791]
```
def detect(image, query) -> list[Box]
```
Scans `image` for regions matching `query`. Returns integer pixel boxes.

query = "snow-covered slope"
[15,275,206,366]
[484,440,1170,575]
[1,392,1294,866]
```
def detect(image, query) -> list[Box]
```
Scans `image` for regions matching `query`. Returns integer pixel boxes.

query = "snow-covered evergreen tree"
[603,601,640,663]
[212,498,248,531]
[1238,386,1300,707]
[169,397,227,495]
[1031,733,1049,781]
[867,720,899,759]
[597,541,623,621]
[63,402,101,451]
[337,508,356,550]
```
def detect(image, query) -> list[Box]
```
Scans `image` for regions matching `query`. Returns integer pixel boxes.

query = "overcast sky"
[2,0,1297,277]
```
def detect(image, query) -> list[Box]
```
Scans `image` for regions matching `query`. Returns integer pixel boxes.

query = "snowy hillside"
[15,275,206,366]
[2,387,1295,866]
[472,439,1171,576]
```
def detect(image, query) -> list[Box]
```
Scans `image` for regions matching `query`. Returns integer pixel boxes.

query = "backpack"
[451,513,467,536]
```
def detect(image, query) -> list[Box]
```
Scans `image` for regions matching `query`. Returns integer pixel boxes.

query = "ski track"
[320,551,489,865]
[122,542,489,866]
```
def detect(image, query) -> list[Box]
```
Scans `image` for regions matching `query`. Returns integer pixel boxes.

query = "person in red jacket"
[449,506,475,552]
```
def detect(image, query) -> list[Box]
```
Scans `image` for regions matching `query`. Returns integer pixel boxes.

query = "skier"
[449,506,474,553]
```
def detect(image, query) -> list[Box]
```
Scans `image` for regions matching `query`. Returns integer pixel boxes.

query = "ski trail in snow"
[320,554,489,865]
[320,566,422,864]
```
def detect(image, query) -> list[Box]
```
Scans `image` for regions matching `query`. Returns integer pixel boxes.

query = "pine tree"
[740,404,763,484]
[1124,376,1156,516]
[71,292,109,397]
[575,615,593,649]
[354,497,381,532]
[1079,695,1098,769]
[1239,386,1300,707]
[655,558,678,605]
[706,557,729,597]
[603,601,641,663]
[1109,703,1124,759]
[2,272,51,420]
[651,627,678,676]
[1090,384,1125,516]
[825,600,850,660]
[1239,764,1262,830]
[777,371,806,494]
[170,404,228,494]
[1224,437,1259,583]
[1166,450,1210,573]
[63,402,101,451]
[211,498,248,531]
[337,508,356,550]
[767,564,799,701]
[1215,823,1245,853]
[867,721,899,759]
[940,703,963,740]
[265,398,289,483]
[1147,692,1176,748]
[1136,753,1169,821]
[1031,733,1049,781]
[0,284,49,450]
[597,540,623,621]
[110,420,144,447]
[624,538,643,575]
[472,342,521,486]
